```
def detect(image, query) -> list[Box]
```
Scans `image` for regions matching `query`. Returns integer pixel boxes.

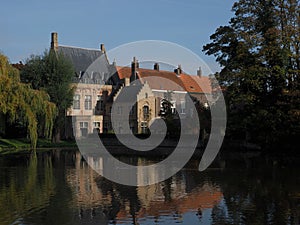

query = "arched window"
[143,105,149,120]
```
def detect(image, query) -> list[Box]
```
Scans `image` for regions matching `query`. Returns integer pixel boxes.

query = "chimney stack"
[174,65,182,75]
[197,67,202,77]
[112,58,116,66]
[154,63,160,71]
[51,32,58,51]
[131,57,139,82]
[100,44,106,53]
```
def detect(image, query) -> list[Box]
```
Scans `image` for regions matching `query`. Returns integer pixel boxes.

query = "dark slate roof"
[58,45,114,84]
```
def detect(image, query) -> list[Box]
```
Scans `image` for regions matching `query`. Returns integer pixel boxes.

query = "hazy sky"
[1,0,236,73]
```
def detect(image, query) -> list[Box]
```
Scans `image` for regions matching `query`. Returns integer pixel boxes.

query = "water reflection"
[0,150,299,225]
[66,152,222,224]
[0,152,55,224]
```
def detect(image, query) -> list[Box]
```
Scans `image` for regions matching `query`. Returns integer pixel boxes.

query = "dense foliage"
[21,50,75,142]
[203,0,300,150]
[0,54,56,148]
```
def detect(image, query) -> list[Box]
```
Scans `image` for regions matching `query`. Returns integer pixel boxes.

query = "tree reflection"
[210,156,300,225]
[96,176,141,224]
[1,150,298,225]
[0,152,55,224]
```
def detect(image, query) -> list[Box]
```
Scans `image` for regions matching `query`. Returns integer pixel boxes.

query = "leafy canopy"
[21,50,75,142]
[203,0,300,149]
[0,54,57,148]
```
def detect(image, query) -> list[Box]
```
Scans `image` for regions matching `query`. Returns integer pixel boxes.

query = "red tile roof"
[116,66,212,94]
[138,68,185,91]
[116,66,131,79]
[180,74,212,94]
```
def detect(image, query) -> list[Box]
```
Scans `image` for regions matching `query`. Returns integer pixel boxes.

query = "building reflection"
[1,150,299,224]
[65,151,222,224]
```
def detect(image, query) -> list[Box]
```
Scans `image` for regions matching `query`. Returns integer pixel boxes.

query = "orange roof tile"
[137,68,185,91]
[116,66,131,79]
[115,66,212,94]
[180,74,212,94]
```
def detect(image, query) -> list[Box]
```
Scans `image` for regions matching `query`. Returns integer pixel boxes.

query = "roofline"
[152,89,187,94]
[116,66,210,77]
[58,44,101,51]
[189,91,212,94]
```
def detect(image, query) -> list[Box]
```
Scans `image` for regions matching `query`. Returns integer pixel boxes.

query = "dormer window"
[79,71,85,79]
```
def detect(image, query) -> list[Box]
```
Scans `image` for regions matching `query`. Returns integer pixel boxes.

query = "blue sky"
[1,0,236,73]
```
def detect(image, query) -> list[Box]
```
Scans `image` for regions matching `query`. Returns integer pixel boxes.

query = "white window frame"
[84,95,92,110]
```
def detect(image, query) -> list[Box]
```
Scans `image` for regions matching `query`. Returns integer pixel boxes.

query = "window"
[171,101,176,114]
[141,121,148,127]
[180,101,185,114]
[93,122,101,134]
[141,121,149,134]
[118,122,123,134]
[129,106,135,115]
[79,71,85,79]
[117,106,122,114]
[96,95,104,111]
[73,94,80,109]
[94,122,100,128]
[84,95,92,110]
[79,122,88,137]
[96,100,103,111]
[143,105,149,120]
[130,123,135,132]
[80,122,88,128]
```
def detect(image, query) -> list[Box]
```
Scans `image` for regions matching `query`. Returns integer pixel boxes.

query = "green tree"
[159,92,181,137]
[203,0,300,149]
[21,50,75,142]
[0,54,56,148]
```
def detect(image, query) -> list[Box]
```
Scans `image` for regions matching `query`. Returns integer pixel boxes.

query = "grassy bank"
[0,138,77,154]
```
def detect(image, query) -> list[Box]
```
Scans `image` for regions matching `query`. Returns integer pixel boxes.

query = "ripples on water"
[0,150,299,225]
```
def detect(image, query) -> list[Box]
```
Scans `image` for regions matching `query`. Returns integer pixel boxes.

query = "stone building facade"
[50,32,117,138]
[100,58,212,135]
[50,32,212,138]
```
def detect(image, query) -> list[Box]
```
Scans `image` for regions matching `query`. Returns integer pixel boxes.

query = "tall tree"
[203,0,300,149]
[0,54,56,148]
[21,50,75,142]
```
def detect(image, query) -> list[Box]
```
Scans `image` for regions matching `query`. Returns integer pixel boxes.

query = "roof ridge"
[59,45,101,51]
[116,66,209,77]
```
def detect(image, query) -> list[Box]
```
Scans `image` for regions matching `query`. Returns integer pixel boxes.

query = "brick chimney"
[154,63,160,71]
[51,32,58,51]
[100,44,106,53]
[197,67,202,77]
[131,57,139,82]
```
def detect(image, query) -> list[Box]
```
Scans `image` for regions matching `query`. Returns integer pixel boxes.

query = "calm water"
[0,149,299,225]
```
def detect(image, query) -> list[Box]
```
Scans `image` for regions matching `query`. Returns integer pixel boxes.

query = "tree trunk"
[52,127,61,143]
[0,113,6,137]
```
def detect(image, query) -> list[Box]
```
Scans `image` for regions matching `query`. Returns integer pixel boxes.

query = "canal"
[0,149,299,225]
